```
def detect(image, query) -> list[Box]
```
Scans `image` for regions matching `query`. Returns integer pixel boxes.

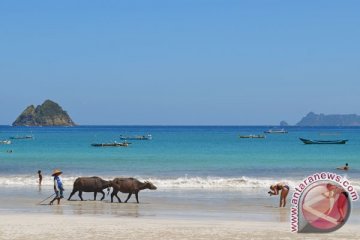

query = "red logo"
[300,182,350,232]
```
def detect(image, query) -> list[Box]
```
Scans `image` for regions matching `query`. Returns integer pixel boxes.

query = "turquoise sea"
[0,126,359,189]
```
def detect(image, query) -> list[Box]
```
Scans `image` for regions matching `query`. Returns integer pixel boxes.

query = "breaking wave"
[1,175,359,191]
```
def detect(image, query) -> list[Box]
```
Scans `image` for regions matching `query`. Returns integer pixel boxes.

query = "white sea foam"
[148,176,294,190]
[1,175,359,191]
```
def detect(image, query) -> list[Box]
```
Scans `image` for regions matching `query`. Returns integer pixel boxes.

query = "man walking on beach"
[49,169,64,205]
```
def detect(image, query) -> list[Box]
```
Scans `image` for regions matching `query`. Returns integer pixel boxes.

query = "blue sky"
[1,1,359,125]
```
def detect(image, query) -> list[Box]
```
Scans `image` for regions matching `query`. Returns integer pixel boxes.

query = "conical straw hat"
[52,169,63,176]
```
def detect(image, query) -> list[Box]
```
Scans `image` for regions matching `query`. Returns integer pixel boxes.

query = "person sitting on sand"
[337,163,349,171]
[269,183,289,207]
[49,169,64,205]
[38,170,42,185]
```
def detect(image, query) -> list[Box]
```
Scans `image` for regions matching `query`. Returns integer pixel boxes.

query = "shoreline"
[1,183,360,239]
[1,174,359,191]
[1,185,359,221]
[0,186,287,221]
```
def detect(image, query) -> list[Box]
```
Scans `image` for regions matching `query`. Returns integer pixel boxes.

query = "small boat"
[9,135,33,140]
[319,132,340,136]
[91,142,130,147]
[264,128,288,134]
[120,134,152,140]
[239,134,266,139]
[0,140,11,145]
[299,138,348,144]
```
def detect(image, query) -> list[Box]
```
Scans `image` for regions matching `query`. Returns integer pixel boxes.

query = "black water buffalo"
[68,176,112,201]
[111,177,157,203]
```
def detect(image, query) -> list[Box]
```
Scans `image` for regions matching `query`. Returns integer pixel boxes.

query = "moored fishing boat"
[239,134,266,139]
[91,142,130,147]
[264,128,288,134]
[299,138,348,144]
[120,134,152,140]
[9,135,33,140]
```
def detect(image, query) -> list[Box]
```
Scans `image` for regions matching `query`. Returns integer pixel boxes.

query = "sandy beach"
[0,185,359,240]
[2,0,360,238]
[1,213,360,240]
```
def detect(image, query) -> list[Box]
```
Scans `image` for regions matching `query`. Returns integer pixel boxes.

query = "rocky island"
[296,112,360,126]
[13,100,75,126]
[279,121,289,126]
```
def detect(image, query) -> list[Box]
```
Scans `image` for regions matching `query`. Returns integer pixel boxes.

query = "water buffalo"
[111,177,157,203]
[68,176,112,201]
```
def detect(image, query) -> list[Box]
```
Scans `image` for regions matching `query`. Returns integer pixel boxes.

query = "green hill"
[13,100,75,126]
[296,112,360,126]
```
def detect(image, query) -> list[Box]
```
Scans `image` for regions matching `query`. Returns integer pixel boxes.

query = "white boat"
[264,128,288,134]
[0,140,12,144]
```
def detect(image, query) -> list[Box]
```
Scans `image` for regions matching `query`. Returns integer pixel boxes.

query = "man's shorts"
[55,190,64,198]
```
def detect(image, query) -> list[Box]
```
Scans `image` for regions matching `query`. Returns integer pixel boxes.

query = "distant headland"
[296,112,360,126]
[12,100,75,126]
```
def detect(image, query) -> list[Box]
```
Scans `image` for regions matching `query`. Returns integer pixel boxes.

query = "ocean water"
[0,126,359,190]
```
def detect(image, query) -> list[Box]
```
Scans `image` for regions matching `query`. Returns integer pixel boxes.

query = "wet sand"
[0,186,359,239]
[0,186,296,221]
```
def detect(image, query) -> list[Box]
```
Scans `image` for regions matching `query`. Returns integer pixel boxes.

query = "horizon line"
[2,124,360,127]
